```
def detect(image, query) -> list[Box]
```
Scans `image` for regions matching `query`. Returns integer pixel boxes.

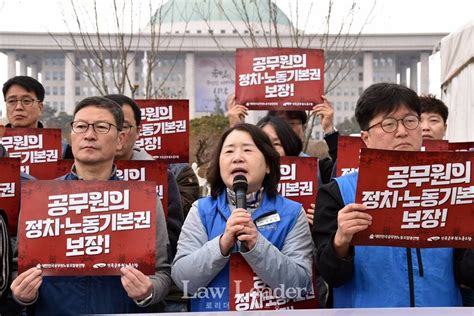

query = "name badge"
[255,213,281,227]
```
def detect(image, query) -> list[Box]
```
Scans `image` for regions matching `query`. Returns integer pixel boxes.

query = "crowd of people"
[1,75,474,315]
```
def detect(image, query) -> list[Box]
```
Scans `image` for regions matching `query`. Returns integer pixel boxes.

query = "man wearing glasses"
[10,97,171,314]
[313,83,471,308]
[3,76,44,128]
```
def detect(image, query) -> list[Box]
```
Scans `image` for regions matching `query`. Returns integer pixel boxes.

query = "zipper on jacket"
[406,248,415,307]
[415,248,424,277]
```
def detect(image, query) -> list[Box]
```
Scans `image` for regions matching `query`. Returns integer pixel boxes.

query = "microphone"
[233,175,248,209]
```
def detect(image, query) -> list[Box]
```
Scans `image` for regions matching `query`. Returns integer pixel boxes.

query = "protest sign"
[18,180,157,275]
[352,148,474,248]
[135,99,189,162]
[235,48,324,110]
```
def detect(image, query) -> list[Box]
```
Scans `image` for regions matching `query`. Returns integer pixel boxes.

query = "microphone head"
[232,175,248,193]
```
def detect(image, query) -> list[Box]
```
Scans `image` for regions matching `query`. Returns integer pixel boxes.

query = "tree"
[50,0,188,98]
[336,115,360,135]
[195,0,375,148]
[189,115,229,166]
[41,106,73,142]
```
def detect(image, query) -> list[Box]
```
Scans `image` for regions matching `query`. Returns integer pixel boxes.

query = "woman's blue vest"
[191,191,301,311]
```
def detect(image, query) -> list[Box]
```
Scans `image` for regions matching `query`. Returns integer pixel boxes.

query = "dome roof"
[150,0,294,34]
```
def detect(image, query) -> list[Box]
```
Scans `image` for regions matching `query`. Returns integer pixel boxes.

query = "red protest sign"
[278,156,318,211]
[32,160,74,180]
[422,139,449,151]
[449,141,474,152]
[115,160,168,218]
[352,148,474,248]
[229,254,318,311]
[18,180,157,276]
[336,135,366,177]
[1,128,62,178]
[235,48,324,110]
[135,99,189,162]
[336,136,451,177]
[0,158,21,235]
[32,160,168,217]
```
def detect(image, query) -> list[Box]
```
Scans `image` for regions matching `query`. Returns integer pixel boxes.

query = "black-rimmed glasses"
[5,98,40,108]
[70,121,119,134]
[366,115,420,133]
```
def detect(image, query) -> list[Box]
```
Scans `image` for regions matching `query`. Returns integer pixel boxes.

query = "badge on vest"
[255,212,281,228]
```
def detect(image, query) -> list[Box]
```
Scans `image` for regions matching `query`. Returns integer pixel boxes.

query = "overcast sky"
[0,0,473,115]
[0,0,473,34]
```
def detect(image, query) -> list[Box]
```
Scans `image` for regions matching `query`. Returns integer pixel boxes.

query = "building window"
[60,102,65,111]
[197,29,202,34]
[358,72,363,81]
[220,29,225,34]
[60,87,65,95]
[45,71,51,81]
[75,72,81,81]
[52,87,58,95]
[75,87,81,96]
[45,87,51,95]
[52,71,58,81]
[59,72,65,81]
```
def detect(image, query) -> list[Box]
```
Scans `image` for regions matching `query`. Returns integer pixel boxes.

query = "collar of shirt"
[68,164,120,180]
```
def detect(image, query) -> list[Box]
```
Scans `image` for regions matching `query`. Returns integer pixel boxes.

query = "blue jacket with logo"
[171,190,313,312]
[332,172,462,307]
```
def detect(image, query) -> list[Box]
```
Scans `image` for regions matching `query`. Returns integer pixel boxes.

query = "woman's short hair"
[257,115,302,156]
[207,123,280,199]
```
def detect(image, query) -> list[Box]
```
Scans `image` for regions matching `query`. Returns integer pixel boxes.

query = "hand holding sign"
[120,266,153,301]
[306,204,315,226]
[311,95,335,134]
[226,93,248,127]
[333,203,371,258]
[11,267,43,304]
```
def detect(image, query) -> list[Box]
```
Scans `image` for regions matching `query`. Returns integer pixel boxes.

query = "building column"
[7,51,17,78]
[64,52,75,114]
[420,52,430,94]
[185,52,196,119]
[409,59,418,92]
[125,52,136,97]
[363,52,373,89]
[399,65,407,86]
[30,62,39,80]
[18,58,27,76]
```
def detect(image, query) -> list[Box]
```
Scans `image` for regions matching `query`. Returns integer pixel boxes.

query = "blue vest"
[333,172,462,307]
[191,191,301,312]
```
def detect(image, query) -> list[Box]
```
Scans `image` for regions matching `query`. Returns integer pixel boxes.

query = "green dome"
[155,0,293,28]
